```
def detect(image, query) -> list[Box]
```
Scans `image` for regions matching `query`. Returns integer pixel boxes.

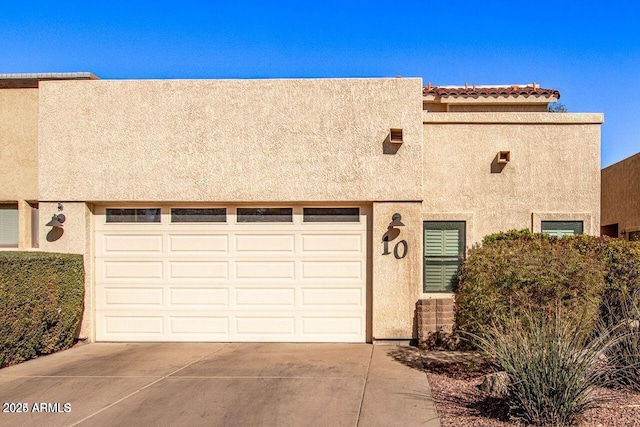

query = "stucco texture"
[602,152,640,234]
[39,79,423,202]
[0,89,38,201]
[372,202,422,339]
[422,113,602,242]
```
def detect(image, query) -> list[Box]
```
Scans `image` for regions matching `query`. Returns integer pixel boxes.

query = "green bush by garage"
[455,231,640,339]
[0,251,84,368]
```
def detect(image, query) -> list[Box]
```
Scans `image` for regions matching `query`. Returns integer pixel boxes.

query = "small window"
[541,221,583,237]
[423,221,465,292]
[303,208,360,223]
[0,203,19,247]
[106,208,161,223]
[171,208,226,223]
[629,231,640,242]
[30,202,39,248]
[237,208,292,223]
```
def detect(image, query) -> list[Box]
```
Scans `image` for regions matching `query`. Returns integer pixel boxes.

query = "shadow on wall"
[382,133,401,155]
[46,227,64,242]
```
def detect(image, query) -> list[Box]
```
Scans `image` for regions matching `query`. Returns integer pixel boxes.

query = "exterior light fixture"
[497,151,511,164]
[390,128,403,144]
[389,213,405,228]
[46,203,66,228]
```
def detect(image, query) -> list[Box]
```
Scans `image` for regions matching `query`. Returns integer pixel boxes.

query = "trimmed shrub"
[455,231,607,340]
[0,251,84,367]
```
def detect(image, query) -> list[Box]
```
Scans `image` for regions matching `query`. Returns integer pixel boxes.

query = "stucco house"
[601,151,640,241]
[0,73,603,343]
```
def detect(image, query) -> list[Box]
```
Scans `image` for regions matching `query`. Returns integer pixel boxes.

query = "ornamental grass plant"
[470,310,620,426]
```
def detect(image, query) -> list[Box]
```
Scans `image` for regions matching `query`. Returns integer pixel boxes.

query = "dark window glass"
[237,208,293,223]
[541,221,583,237]
[628,231,640,242]
[423,221,465,292]
[171,208,226,223]
[106,208,161,223]
[303,208,360,223]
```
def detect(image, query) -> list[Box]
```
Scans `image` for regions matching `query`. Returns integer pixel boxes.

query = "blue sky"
[1,0,638,167]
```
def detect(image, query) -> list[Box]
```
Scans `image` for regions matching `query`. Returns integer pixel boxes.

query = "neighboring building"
[601,152,640,241]
[0,74,603,343]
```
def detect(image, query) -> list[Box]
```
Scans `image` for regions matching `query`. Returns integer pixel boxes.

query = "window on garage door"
[541,221,583,237]
[423,221,465,292]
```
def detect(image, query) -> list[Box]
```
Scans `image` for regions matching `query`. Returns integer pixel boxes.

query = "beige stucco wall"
[602,152,640,235]
[423,113,603,244]
[0,89,39,249]
[0,88,38,201]
[39,78,423,202]
[372,201,422,339]
[39,202,94,340]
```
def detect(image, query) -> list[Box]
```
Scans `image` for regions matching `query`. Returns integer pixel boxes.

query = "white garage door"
[94,205,369,342]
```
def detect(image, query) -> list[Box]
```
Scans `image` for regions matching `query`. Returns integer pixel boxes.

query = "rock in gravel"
[479,371,510,398]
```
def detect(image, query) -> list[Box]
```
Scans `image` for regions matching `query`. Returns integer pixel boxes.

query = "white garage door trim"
[94,204,369,342]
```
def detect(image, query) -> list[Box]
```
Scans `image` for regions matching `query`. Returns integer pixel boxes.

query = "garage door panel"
[169,261,229,279]
[100,316,164,335]
[236,288,295,306]
[169,288,229,306]
[102,234,164,254]
[235,234,295,253]
[301,234,363,253]
[301,261,363,280]
[102,261,164,280]
[301,317,363,336]
[170,317,229,335]
[101,287,164,307]
[235,316,296,336]
[301,288,363,306]
[168,234,229,253]
[235,261,295,279]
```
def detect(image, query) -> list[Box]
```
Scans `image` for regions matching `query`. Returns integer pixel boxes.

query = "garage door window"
[171,208,226,223]
[237,208,292,223]
[303,208,360,223]
[106,208,161,223]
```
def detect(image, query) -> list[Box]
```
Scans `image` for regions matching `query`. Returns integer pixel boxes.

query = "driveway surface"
[0,343,439,426]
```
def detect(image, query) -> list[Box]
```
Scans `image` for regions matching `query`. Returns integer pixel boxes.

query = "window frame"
[105,208,162,224]
[541,220,584,237]
[423,221,466,293]
[0,202,19,248]
[302,207,360,223]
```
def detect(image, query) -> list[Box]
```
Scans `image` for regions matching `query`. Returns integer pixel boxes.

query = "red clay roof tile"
[423,84,560,99]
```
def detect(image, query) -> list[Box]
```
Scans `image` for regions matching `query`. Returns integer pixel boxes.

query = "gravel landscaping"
[423,351,640,427]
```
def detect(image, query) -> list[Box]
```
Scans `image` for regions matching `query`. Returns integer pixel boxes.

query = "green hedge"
[455,231,640,340]
[0,252,84,368]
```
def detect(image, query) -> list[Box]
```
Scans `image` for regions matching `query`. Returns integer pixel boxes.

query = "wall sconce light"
[389,128,403,144]
[46,203,66,228]
[497,151,511,164]
[621,229,627,237]
[389,213,405,228]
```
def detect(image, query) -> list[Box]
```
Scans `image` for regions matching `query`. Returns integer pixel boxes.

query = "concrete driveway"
[0,343,439,427]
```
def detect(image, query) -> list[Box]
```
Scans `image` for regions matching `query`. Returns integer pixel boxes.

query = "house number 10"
[382,239,408,259]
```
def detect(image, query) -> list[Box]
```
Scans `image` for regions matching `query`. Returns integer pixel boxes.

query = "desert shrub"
[0,251,84,367]
[455,231,607,340]
[471,310,615,426]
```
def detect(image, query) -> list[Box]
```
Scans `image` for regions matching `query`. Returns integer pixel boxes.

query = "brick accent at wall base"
[416,298,455,348]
